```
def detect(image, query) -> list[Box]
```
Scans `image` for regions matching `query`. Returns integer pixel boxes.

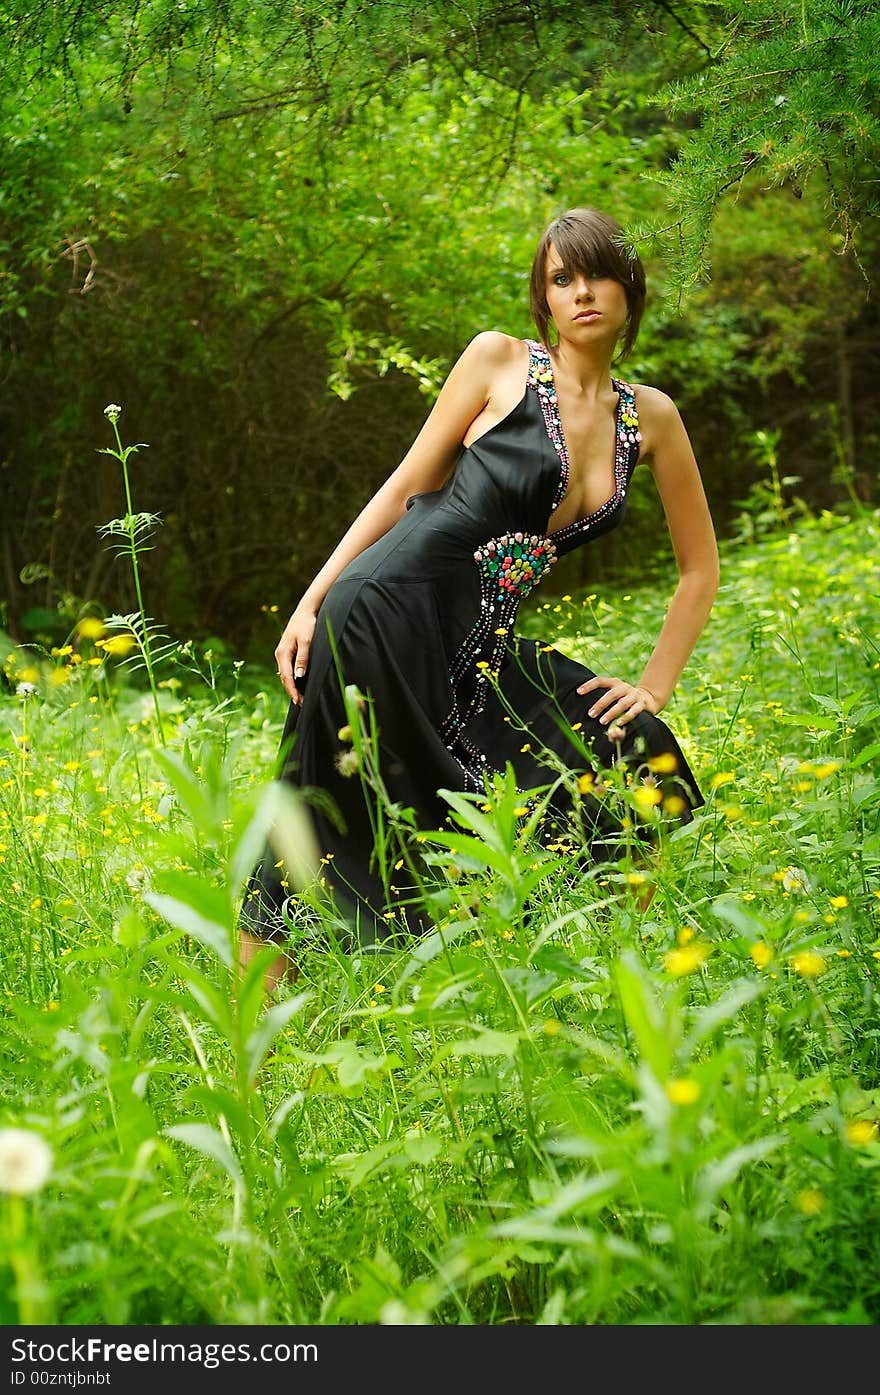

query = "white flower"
[334,749,360,778]
[103,403,122,422]
[125,866,151,894]
[0,1128,53,1194]
[782,866,809,893]
[15,682,38,699]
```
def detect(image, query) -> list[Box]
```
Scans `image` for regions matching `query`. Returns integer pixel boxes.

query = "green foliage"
[1,507,879,1324]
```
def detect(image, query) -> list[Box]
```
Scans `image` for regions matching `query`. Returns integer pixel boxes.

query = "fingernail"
[588,707,597,716]
[600,715,608,724]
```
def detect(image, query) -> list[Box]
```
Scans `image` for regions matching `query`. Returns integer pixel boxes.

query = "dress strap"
[525,338,551,389]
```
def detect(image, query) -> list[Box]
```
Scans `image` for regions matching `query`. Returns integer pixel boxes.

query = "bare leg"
[238,927,297,995]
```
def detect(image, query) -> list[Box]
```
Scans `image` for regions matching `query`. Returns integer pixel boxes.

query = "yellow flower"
[677,926,695,945]
[626,872,647,887]
[542,1018,561,1035]
[710,771,735,790]
[520,743,532,753]
[666,1078,701,1105]
[577,773,596,795]
[663,795,687,816]
[797,1188,825,1216]
[336,725,352,742]
[812,762,839,779]
[62,761,80,772]
[373,984,386,995]
[48,669,70,687]
[50,645,73,658]
[790,950,827,978]
[845,1120,878,1146]
[750,942,773,969]
[101,635,137,657]
[632,785,663,810]
[829,895,848,909]
[571,721,583,731]
[76,617,106,640]
[647,752,678,774]
[664,943,710,976]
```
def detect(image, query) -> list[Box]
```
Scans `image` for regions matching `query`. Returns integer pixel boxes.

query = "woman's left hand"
[576,675,660,742]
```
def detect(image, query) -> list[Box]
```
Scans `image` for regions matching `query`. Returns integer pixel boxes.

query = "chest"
[548,393,621,530]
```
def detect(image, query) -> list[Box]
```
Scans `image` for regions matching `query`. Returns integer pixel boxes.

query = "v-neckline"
[532,343,624,540]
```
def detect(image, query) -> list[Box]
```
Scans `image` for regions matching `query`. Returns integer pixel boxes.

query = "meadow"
[1,501,879,1326]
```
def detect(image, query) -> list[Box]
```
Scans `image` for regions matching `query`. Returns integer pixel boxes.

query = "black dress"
[240,339,704,945]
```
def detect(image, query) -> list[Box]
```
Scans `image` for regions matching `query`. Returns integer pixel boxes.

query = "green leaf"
[684,980,765,1053]
[614,951,674,1081]
[696,1135,785,1208]
[244,990,311,1086]
[144,890,233,969]
[163,1123,244,1190]
[445,1027,522,1059]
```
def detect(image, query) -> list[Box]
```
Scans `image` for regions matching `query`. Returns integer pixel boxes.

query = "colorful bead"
[439,339,640,794]
[526,339,640,547]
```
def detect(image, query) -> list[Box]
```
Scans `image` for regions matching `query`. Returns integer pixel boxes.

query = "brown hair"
[529,207,646,362]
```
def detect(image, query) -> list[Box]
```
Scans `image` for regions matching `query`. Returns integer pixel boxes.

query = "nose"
[573,273,595,299]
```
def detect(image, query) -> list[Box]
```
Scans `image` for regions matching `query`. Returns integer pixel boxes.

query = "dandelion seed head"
[0,1128,53,1194]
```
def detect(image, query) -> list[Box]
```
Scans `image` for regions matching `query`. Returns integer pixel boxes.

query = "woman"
[239,207,720,983]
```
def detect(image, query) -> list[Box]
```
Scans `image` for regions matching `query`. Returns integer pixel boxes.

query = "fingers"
[574,675,648,742]
[275,638,307,707]
[293,639,309,680]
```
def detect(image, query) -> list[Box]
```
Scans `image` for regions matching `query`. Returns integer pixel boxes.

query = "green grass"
[1,505,879,1326]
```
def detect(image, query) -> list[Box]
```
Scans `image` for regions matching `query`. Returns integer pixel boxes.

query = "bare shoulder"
[625,382,686,464]
[462,329,530,370]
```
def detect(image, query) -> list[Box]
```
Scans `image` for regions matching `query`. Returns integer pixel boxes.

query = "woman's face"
[544,242,629,347]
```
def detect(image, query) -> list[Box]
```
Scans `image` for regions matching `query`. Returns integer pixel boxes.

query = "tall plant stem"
[108,416,166,746]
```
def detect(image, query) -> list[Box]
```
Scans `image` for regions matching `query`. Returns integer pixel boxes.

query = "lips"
[574,310,601,322]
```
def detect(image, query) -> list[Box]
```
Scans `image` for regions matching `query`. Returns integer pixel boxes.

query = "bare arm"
[634,390,720,705]
[578,388,720,735]
[276,331,521,702]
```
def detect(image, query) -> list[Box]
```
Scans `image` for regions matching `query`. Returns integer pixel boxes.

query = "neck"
[550,338,616,398]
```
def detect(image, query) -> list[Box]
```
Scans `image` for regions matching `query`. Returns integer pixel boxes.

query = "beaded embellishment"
[439,340,640,792]
[526,339,640,545]
[440,532,558,786]
[475,531,557,599]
